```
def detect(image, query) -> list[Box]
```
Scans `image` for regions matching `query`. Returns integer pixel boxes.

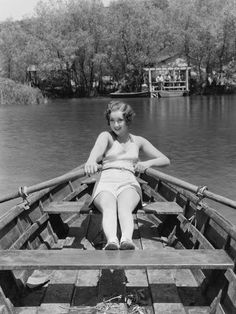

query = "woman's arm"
[84,131,109,175]
[135,136,170,172]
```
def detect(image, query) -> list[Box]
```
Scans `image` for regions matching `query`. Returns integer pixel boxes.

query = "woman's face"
[109,110,128,137]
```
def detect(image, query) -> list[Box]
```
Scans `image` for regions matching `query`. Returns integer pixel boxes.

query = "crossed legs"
[93,188,140,248]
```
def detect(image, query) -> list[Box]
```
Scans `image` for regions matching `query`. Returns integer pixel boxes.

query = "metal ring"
[196,185,208,197]
[18,186,28,199]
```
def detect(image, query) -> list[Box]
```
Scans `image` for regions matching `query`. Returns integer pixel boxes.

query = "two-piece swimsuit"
[91,134,142,201]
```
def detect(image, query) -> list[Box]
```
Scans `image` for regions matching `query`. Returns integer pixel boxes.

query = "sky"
[0,0,40,21]
[0,0,111,21]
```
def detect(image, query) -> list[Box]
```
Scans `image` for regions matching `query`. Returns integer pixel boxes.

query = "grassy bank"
[0,78,45,106]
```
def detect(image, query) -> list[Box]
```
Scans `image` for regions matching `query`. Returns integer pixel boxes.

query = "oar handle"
[145,168,236,209]
[0,168,86,204]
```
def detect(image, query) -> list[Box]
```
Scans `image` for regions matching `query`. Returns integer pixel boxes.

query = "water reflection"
[0,95,236,222]
[148,96,191,119]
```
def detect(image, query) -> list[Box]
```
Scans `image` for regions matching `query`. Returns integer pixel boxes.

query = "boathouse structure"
[143,66,191,97]
[143,57,191,97]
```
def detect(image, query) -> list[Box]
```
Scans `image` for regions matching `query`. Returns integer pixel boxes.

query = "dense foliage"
[0,78,45,105]
[0,0,236,96]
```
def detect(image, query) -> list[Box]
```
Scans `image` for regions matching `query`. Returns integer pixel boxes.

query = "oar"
[1,166,235,209]
[0,167,86,204]
[145,168,236,209]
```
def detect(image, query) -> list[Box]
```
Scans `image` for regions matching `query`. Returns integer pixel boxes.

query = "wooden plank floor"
[137,212,186,314]
[124,215,154,313]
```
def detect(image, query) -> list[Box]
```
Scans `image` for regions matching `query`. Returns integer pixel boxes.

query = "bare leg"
[93,191,118,243]
[117,188,140,242]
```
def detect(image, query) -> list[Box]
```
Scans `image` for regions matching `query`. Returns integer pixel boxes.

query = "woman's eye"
[110,118,124,124]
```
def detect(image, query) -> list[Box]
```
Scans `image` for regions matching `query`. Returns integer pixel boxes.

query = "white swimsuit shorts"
[91,168,142,202]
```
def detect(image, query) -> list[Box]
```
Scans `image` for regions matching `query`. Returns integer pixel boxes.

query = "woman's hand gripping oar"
[0,165,102,204]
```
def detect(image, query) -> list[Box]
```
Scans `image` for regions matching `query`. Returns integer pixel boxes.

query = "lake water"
[0,95,236,223]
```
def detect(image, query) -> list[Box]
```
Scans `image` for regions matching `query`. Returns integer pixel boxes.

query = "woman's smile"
[109,110,128,137]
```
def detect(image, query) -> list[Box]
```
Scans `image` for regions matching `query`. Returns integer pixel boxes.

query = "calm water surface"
[0,95,236,222]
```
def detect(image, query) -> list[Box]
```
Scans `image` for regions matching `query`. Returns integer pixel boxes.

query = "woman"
[85,101,170,250]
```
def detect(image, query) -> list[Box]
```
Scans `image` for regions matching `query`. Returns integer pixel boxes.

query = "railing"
[151,81,187,92]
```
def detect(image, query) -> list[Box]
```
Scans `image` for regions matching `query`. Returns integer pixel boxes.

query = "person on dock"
[84,101,170,250]
[156,73,164,89]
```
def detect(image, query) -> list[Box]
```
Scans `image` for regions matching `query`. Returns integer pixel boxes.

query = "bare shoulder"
[131,134,146,148]
[130,134,145,148]
[97,131,113,145]
[98,131,110,139]
[133,135,159,152]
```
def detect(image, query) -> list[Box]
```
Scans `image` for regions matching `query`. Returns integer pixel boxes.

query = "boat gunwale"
[140,173,236,267]
[161,180,236,244]
[0,166,87,229]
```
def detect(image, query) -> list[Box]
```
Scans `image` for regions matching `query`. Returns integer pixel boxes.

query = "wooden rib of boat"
[110,91,150,98]
[158,90,185,97]
[0,165,236,314]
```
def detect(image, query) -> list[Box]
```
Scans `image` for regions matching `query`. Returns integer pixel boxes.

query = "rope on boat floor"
[58,292,147,313]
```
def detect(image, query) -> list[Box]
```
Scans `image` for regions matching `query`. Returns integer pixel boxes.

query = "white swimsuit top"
[102,134,139,173]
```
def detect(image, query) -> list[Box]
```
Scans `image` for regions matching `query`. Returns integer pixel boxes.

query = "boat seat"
[45,201,92,214]
[0,249,233,270]
[44,201,183,215]
[142,201,183,215]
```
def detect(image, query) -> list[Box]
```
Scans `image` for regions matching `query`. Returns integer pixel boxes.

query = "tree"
[105,0,171,91]
[0,21,30,81]
[1,0,235,96]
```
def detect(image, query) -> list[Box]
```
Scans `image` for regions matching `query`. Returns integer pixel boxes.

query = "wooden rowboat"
[110,91,150,98]
[0,166,236,314]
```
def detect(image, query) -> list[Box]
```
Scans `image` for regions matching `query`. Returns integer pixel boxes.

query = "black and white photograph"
[0,1,236,313]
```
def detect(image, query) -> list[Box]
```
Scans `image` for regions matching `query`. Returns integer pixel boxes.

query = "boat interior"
[0,169,235,314]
